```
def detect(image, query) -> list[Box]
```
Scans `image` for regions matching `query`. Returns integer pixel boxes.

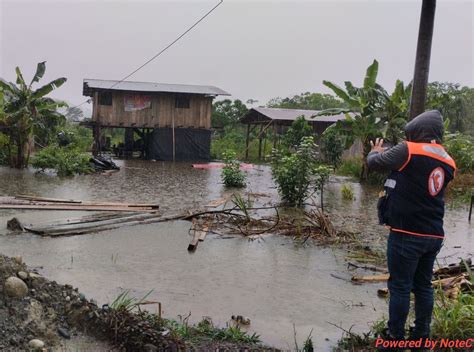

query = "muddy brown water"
[0,161,472,351]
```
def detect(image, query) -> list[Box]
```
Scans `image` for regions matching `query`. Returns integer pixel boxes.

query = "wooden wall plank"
[92,91,212,129]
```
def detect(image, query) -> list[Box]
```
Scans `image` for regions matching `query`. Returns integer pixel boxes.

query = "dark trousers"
[386,231,443,339]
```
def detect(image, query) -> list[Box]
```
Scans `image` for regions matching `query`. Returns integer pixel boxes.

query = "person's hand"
[370,138,385,153]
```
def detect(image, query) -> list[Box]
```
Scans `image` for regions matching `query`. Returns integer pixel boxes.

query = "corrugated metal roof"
[242,107,347,123]
[83,79,230,96]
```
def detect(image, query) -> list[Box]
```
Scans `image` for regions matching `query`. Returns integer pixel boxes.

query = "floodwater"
[0,161,472,351]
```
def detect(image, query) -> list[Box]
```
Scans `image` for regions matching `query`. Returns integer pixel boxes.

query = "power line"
[71,0,223,109]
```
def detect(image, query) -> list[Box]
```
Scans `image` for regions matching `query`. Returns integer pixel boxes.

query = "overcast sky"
[1,0,473,115]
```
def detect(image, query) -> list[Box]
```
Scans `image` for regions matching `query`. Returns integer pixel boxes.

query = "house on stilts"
[82,79,230,161]
[240,107,347,160]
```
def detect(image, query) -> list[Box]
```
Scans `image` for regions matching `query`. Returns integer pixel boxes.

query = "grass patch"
[341,184,355,201]
[432,290,474,340]
[108,291,261,347]
[336,157,362,179]
[165,317,260,344]
[110,289,153,312]
[333,288,474,351]
[332,318,387,352]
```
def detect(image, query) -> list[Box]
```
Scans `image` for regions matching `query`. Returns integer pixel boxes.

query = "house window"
[175,95,190,109]
[98,92,112,106]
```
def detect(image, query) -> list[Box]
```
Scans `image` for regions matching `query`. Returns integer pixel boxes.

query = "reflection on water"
[0,161,472,350]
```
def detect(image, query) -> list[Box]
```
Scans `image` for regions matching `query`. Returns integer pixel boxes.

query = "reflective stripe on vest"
[398,142,457,171]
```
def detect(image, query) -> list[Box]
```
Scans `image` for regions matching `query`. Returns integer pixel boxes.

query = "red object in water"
[192,163,253,170]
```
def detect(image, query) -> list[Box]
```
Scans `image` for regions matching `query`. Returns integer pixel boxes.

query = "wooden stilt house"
[83,79,230,161]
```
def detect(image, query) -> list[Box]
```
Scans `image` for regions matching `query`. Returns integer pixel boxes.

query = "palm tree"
[409,0,437,119]
[0,62,67,168]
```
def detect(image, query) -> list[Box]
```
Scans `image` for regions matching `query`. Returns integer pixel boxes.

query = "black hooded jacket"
[367,110,445,171]
[367,110,456,238]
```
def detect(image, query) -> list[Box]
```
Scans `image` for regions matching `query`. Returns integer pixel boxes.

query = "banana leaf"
[29,61,46,87]
[32,77,67,99]
[363,60,379,89]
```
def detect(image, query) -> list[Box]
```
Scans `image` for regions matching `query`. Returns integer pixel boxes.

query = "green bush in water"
[272,136,330,207]
[221,150,246,188]
[32,145,93,176]
[282,116,313,149]
[320,125,346,167]
[341,184,355,200]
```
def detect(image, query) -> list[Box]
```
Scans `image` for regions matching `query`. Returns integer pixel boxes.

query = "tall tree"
[0,62,67,168]
[409,0,437,119]
[267,92,345,110]
[211,99,248,130]
[64,106,84,122]
[426,82,474,133]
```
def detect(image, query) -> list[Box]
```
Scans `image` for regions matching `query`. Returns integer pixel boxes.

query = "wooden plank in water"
[0,204,156,212]
[198,224,209,242]
[205,198,228,208]
[351,274,390,283]
[15,195,81,203]
[8,196,159,209]
[25,212,159,235]
[187,220,201,252]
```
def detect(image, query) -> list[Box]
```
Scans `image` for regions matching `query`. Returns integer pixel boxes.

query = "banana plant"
[316,60,411,180]
[0,62,67,168]
[381,80,411,145]
[315,60,387,179]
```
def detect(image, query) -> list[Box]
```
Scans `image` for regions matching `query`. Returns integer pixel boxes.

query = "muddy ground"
[0,253,280,351]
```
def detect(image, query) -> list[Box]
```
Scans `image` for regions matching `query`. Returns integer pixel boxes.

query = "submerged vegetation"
[341,184,355,201]
[221,150,246,188]
[272,136,320,207]
[32,145,92,177]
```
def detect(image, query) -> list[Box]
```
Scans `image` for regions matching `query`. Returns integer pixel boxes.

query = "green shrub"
[221,150,246,188]
[272,136,329,206]
[336,157,363,178]
[341,184,355,200]
[282,116,313,149]
[0,133,8,165]
[444,133,474,173]
[32,145,93,176]
[321,126,346,167]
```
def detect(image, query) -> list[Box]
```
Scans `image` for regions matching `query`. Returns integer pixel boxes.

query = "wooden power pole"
[409,0,437,120]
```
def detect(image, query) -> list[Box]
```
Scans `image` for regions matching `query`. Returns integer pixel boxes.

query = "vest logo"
[428,167,445,196]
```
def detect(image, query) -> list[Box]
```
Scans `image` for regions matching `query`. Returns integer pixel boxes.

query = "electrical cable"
[71,0,223,109]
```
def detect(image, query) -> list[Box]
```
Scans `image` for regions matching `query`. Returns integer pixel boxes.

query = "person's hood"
[405,110,444,143]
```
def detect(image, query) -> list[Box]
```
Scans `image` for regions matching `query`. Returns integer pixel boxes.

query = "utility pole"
[409,0,437,120]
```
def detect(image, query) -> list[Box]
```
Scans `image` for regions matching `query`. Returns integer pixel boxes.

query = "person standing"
[367,110,456,348]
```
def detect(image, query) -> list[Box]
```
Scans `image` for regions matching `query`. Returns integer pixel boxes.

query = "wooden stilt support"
[172,114,176,162]
[273,122,277,148]
[469,193,473,223]
[245,124,251,160]
[92,92,101,156]
[187,230,201,252]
